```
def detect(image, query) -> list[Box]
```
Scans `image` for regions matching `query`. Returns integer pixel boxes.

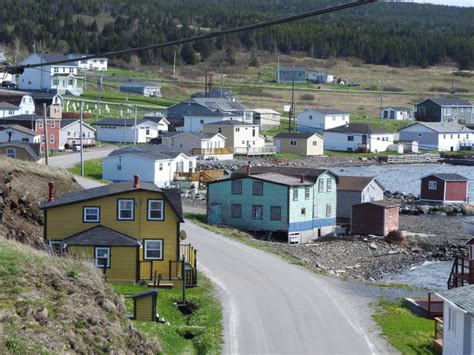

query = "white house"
[307,71,334,84]
[436,285,474,355]
[0,50,14,84]
[398,122,474,152]
[94,118,162,143]
[252,109,281,130]
[380,107,414,120]
[102,145,197,187]
[59,119,96,150]
[0,124,41,143]
[160,131,232,160]
[141,116,169,134]
[182,114,245,133]
[324,124,394,153]
[0,90,36,117]
[297,108,350,133]
[65,54,108,71]
[120,82,161,97]
[18,53,83,96]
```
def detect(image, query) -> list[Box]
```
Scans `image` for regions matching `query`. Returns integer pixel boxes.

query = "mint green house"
[207,169,337,243]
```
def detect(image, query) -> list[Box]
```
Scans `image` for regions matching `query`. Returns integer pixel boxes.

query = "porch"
[234,145,276,156]
[175,169,224,186]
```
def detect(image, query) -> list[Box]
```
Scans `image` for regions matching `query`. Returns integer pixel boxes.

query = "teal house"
[207,167,338,243]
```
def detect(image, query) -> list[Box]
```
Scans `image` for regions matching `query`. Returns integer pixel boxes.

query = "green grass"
[77,91,178,107]
[262,118,291,136]
[113,273,223,355]
[351,114,412,133]
[366,282,415,291]
[104,68,163,80]
[68,159,107,182]
[373,300,435,354]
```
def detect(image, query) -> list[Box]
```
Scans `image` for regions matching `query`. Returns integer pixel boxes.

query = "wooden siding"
[446,181,468,202]
[275,136,323,156]
[351,204,399,236]
[0,146,36,161]
[135,296,154,321]
[420,176,445,201]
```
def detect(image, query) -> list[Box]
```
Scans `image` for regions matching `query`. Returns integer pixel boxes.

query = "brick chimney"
[300,175,305,183]
[48,181,55,202]
[246,161,251,175]
[133,175,140,188]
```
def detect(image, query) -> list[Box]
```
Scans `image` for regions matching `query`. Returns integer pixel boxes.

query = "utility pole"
[173,51,176,79]
[451,70,455,93]
[289,68,295,133]
[83,70,87,92]
[204,67,208,97]
[79,100,84,176]
[43,103,49,165]
[380,79,384,111]
[133,105,138,145]
[95,70,103,123]
[277,55,280,83]
[220,72,224,99]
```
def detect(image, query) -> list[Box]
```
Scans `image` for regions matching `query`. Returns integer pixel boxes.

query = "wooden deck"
[405,295,443,319]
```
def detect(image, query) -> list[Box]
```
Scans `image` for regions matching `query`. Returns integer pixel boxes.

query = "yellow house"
[274,132,324,156]
[0,141,41,162]
[40,175,196,285]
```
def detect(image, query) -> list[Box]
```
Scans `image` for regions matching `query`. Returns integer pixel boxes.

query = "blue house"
[207,168,337,243]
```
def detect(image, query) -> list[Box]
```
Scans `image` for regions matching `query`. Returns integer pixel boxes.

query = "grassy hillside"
[0,237,161,354]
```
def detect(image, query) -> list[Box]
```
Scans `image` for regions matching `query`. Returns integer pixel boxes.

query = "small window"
[49,240,64,255]
[51,121,55,128]
[301,208,306,216]
[144,240,163,260]
[235,128,240,132]
[218,127,222,133]
[38,121,44,129]
[50,134,55,143]
[305,187,310,200]
[95,247,110,268]
[309,115,313,120]
[290,140,297,146]
[318,179,324,193]
[6,148,15,158]
[428,180,437,190]
[252,205,263,219]
[83,207,100,223]
[118,199,134,220]
[231,180,242,194]
[312,141,318,146]
[148,199,164,220]
[253,181,263,196]
[347,136,354,141]
[326,204,332,217]
[293,187,299,201]
[270,206,281,221]
[326,178,332,192]
[231,203,242,218]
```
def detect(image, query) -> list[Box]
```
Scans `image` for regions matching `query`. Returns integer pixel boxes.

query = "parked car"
[1,81,17,89]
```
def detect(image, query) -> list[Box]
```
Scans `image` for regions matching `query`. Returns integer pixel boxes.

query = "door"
[208,203,222,225]
[362,135,367,144]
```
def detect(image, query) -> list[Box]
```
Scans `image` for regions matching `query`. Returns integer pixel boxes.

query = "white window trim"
[6,148,15,158]
[49,240,64,255]
[118,199,134,220]
[83,207,100,223]
[428,181,437,190]
[147,199,164,221]
[144,239,163,260]
[95,247,110,268]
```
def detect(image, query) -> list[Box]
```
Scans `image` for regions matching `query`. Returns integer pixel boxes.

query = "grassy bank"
[68,159,106,182]
[373,300,435,355]
[113,273,223,355]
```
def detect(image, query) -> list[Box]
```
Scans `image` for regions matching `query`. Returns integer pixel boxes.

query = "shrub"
[63,111,93,119]
[299,94,314,101]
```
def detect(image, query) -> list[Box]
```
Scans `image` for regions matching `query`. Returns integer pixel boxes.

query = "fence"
[378,154,441,164]
[234,146,276,156]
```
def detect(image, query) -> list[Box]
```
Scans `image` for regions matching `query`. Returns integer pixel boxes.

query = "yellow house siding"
[276,136,323,156]
[0,146,36,161]
[306,135,324,156]
[135,297,154,321]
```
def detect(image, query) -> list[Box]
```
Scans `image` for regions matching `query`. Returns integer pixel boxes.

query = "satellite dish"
[180,230,187,240]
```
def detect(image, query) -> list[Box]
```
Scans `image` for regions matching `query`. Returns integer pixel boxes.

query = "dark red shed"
[351,200,399,236]
[420,174,468,204]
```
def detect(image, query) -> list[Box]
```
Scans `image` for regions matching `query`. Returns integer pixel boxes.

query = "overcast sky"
[411,0,474,6]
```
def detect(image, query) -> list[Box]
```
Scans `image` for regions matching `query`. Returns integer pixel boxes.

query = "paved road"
[185,221,392,355]
[48,146,115,169]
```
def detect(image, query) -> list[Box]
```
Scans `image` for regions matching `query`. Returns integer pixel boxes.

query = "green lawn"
[351,114,413,133]
[78,91,178,107]
[113,273,223,355]
[373,300,435,354]
[262,118,291,137]
[68,159,106,182]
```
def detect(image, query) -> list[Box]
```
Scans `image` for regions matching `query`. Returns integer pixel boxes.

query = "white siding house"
[324,124,394,153]
[297,108,349,133]
[160,132,232,160]
[0,92,36,118]
[182,114,245,132]
[65,54,108,71]
[102,146,197,187]
[380,107,414,120]
[59,119,96,150]
[95,118,162,143]
[0,124,41,143]
[307,71,334,83]
[398,122,474,152]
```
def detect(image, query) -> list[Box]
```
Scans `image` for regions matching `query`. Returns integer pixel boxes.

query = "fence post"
[181,257,186,304]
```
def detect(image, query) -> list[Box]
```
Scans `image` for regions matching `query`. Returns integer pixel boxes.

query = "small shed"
[420,174,468,204]
[274,132,323,156]
[120,82,162,97]
[131,290,158,322]
[351,200,399,236]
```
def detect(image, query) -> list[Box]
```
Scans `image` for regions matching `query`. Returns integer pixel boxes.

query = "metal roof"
[382,106,412,111]
[274,132,320,139]
[405,122,474,133]
[325,123,391,135]
[0,141,41,161]
[203,120,255,126]
[353,200,400,208]
[108,145,184,160]
[423,173,468,182]
[93,118,153,126]
[161,131,219,140]
[64,225,141,247]
[336,176,383,192]
[235,166,337,182]
[420,97,472,107]
[437,285,474,314]
[305,108,348,115]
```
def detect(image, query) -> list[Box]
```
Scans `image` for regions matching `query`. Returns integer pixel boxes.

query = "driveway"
[185,221,394,355]
[48,145,116,169]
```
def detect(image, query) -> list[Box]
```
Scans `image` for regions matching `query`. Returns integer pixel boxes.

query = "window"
[290,140,297,146]
[293,187,299,201]
[309,115,313,120]
[188,161,193,171]
[231,180,242,194]
[326,178,332,192]
[54,67,59,73]
[301,208,306,216]
[218,127,222,133]
[252,128,256,137]
[270,206,281,221]
[231,203,242,218]
[95,247,110,268]
[252,205,263,219]
[117,199,134,220]
[312,141,318,146]
[347,136,354,141]
[235,128,240,132]
[38,121,44,129]
[50,134,55,143]
[49,240,64,255]
[148,200,164,220]
[313,205,318,218]
[305,187,310,200]
[326,204,332,217]
[428,180,437,190]
[417,133,422,137]
[200,120,204,124]
[146,129,150,135]
[253,181,263,195]
[6,148,15,158]
[318,179,324,193]
[51,121,55,128]
[83,207,100,223]
[144,240,163,260]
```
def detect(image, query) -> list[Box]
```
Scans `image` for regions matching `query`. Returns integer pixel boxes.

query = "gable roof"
[93,118,155,127]
[107,145,186,160]
[120,82,160,89]
[325,123,391,135]
[253,109,280,115]
[382,106,412,111]
[0,124,38,136]
[419,97,472,107]
[274,132,321,139]
[40,182,183,221]
[203,120,256,126]
[60,119,96,131]
[0,141,41,161]
[337,176,384,192]
[130,290,158,300]
[161,131,225,140]
[0,102,19,110]
[235,166,338,182]
[28,53,77,66]
[402,122,473,133]
[436,285,474,314]
[278,67,306,71]
[209,172,315,187]
[189,98,247,112]
[422,173,468,182]
[353,200,400,208]
[2,114,59,122]
[64,225,141,246]
[305,108,348,115]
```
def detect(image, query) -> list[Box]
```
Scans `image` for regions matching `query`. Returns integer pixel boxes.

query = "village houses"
[94,118,165,143]
[420,173,468,204]
[0,89,36,117]
[0,141,41,162]
[351,200,400,236]
[59,119,96,150]
[416,97,473,123]
[296,108,350,133]
[252,109,281,130]
[120,82,162,97]
[65,53,109,71]
[276,67,306,83]
[0,124,41,144]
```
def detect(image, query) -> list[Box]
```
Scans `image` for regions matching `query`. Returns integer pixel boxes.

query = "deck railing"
[447,255,473,289]
[190,147,234,156]
[234,146,276,156]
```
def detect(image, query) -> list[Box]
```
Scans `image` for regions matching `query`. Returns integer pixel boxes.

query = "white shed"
[95,118,162,143]
[296,108,349,133]
[380,107,414,120]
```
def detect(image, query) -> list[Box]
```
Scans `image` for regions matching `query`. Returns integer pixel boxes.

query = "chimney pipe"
[300,175,305,183]
[246,161,251,175]
[133,175,140,188]
[48,181,55,202]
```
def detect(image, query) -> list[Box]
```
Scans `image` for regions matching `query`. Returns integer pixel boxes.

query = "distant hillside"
[0,0,473,69]
[0,156,81,247]
[0,236,161,353]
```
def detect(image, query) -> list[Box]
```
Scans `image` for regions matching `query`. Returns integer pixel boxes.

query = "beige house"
[274,132,324,156]
[252,109,281,130]
[0,141,41,162]
[203,120,273,155]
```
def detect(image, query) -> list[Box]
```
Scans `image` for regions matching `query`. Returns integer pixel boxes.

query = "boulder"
[369,243,378,250]
[461,205,474,216]
[417,205,431,214]
[441,206,455,215]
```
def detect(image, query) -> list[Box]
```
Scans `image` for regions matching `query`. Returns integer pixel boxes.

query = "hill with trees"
[1,0,473,69]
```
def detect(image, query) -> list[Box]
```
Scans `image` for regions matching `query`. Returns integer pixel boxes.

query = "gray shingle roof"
[423,97,472,106]
[40,182,183,221]
[203,120,255,126]
[353,200,400,208]
[0,124,37,136]
[64,225,141,247]
[190,98,247,112]
[0,102,19,109]
[274,132,319,139]
[161,131,217,139]
[35,53,77,66]
[305,108,348,115]
[234,166,337,182]
[108,145,184,160]
[408,122,473,133]
[0,141,41,161]
[337,176,384,192]
[278,67,306,71]
[325,123,391,135]
[424,173,468,182]
[382,106,412,111]
[437,285,474,314]
[93,118,152,126]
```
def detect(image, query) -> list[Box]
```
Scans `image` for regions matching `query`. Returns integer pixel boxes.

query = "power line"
[1,0,377,74]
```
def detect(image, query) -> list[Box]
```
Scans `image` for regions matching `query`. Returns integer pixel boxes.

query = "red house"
[351,200,399,236]
[420,174,468,204]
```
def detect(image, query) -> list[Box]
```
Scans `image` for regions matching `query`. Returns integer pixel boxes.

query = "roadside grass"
[373,300,435,355]
[73,91,178,107]
[366,282,415,291]
[113,272,223,355]
[262,118,290,137]
[68,158,108,182]
[104,67,163,80]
